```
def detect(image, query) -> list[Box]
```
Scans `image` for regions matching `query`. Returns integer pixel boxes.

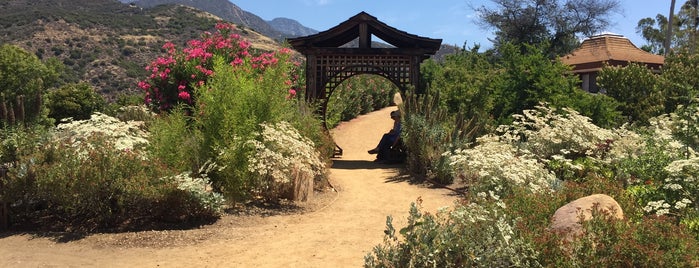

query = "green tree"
[0,44,54,99]
[637,0,699,54]
[476,0,622,56]
[46,82,106,122]
[660,53,699,113]
[491,43,580,123]
[597,63,664,125]
[0,44,56,127]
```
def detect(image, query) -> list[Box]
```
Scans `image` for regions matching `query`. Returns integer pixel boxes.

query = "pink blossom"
[238,40,251,50]
[178,91,191,101]
[231,58,244,66]
[138,81,151,90]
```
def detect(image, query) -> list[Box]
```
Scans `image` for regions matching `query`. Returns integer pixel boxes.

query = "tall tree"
[667,0,677,55]
[637,0,699,54]
[476,0,622,56]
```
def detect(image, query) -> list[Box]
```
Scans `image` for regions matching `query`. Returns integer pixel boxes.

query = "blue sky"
[233,0,672,50]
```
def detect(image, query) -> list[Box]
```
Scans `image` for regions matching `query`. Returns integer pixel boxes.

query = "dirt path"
[0,107,459,268]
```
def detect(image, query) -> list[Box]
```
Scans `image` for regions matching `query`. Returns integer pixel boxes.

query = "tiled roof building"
[560,34,665,92]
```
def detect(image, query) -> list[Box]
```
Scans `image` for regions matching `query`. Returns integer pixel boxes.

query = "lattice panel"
[315,54,413,99]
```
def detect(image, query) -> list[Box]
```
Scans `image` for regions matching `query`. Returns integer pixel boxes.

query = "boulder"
[550,194,624,238]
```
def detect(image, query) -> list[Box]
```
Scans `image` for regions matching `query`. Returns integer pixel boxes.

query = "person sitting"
[368,110,402,162]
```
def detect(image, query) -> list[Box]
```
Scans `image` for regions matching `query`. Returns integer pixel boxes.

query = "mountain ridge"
[129,0,318,40]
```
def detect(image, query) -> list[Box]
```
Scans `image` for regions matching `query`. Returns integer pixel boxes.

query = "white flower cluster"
[648,113,697,158]
[55,112,149,151]
[444,134,558,194]
[447,201,541,266]
[246,121,325,188]
[500,105,617,160]
[161,170,225,213]
[605,125,645,161]
[643,200,672,216]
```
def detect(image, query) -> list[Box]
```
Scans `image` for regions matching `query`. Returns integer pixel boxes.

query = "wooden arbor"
[288,11,442,126]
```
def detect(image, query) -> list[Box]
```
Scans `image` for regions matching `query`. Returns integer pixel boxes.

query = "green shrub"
[147,107,204,173]
[365,200,542,267]
[598,63,664,125]
[401,90,481,184]
[326,75,398,128]
[46,82,106,122]
[660,53,699,113]
[245,121,326,200]
[1,134,223,232]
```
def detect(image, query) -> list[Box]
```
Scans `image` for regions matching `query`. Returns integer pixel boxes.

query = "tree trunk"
[666,0,677,55]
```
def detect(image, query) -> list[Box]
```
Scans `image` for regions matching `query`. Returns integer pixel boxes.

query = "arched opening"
[325,74,400,129]
[288,11,441,156]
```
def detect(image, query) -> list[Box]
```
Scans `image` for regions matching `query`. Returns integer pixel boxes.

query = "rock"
[550,194,624,238]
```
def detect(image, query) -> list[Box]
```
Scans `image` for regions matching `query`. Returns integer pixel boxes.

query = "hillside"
[0,0,283,100]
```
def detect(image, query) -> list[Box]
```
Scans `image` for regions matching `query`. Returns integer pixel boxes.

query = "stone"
[550,194,624,238]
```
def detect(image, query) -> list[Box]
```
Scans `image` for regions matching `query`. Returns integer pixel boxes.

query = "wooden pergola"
[288,11,442,126]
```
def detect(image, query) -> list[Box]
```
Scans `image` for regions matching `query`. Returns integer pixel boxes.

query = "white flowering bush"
[161,169,225,215]
[246,121,326,199]
[444,134,558,195]
[499,104,618,160]
[365,200,541,267]
[55,112,149,151]
[648,114,695,158]
[641,158,699,216]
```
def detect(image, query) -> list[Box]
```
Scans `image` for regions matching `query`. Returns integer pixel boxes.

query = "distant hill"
[130,0,317,40]
[267,17,319,38]
[0,0,282,99]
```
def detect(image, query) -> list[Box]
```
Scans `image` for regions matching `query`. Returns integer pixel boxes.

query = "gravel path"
[0,106,459,268]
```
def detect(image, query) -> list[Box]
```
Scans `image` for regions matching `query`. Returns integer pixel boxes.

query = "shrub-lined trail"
[0,106,458,268]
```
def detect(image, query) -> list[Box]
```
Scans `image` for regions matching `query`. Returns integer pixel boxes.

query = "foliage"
[636,1,699,54]
[660,52,699,114]
[138,26,327,201]
[444,134,558,196]
[369,105,699,266]
[1,133,223,232]
[0,44,55,98]
[401,91,479,184]
[245,121,326,200]
[55,112,149,151]
[138,23,296,112]
[46,82,106,122]
[147,107,204,173]
[490,43,581,124]
[422,47,498,125]
[0,126,51,164]
[325,75,398,128]
[194,54,306,200]
[597,63,664,125]
[475,0,622,56]
[0,44,55,127]
[365,200,542,268]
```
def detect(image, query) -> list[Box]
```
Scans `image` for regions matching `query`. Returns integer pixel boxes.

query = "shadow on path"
[331,159,404,170]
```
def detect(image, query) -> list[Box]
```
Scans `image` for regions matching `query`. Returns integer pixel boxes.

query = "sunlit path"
[0,106,458,268]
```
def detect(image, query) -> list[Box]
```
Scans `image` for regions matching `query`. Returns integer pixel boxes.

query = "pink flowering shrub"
[138,22,300,111]
[139,23,330,201]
